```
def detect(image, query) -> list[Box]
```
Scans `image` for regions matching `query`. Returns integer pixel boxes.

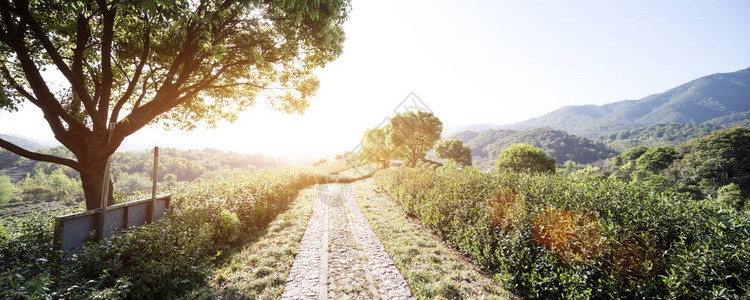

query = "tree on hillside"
[668,127,750,198]
[495,143,555,174]
[629,146,676,190]
[358,127,393,168]
[434,139,472,166]
[635,147,676,173]
[387,110,442,167]
[609,146,649,181]
[0,0,350,210]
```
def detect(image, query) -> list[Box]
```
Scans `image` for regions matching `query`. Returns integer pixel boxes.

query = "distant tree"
[495,143,555,174]
[717,183,745,210]
[609,146,649,182]
[115,172,151,195]
[570,165,606,180]
[163,173,178,186]
[562,160,585,177]
[434,139,472,166]
[635,147,675,173]
[0,0,350,210]
[387,111,443,167]
[613,146,649,168]
[0,175,17,203]
[358,127,394,168]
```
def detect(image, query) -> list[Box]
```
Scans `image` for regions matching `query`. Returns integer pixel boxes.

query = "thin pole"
[150,146,159,223]
[96,121,116,241]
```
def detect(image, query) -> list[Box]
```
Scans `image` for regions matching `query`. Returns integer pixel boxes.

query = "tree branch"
[96,1,116,128]
[14,0,99,121]
[111,25,150,123]
[0,2,88,139]
[71,12,99,121]
[0,137,80,171]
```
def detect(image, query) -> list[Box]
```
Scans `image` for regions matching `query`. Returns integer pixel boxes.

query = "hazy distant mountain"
[0,134,58,151]
[508,67,750,137]
[443,123,505,136]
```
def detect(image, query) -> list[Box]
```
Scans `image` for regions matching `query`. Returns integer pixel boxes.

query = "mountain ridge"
[508,67,750,137]
[444,67,750,138]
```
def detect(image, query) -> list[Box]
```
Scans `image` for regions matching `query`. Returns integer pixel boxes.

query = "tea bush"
[374,163,750,299]
[0,167,317,299]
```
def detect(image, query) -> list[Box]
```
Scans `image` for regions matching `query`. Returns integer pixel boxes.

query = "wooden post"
[95,122,116,241]
[149,146,159,223]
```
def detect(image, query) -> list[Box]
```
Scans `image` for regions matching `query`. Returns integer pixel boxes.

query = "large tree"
[387,110,442,167]
[0,0,350,209]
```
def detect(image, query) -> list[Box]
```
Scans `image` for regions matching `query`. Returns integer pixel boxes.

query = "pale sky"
[1,0,750,156]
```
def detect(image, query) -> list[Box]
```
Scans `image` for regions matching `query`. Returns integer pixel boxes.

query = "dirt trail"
[281,183,413,300]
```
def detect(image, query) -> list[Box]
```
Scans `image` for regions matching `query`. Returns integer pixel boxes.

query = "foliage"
[717,183,746,210]
[0,168,317,299]
[16,169,83,203]
[668,126,750,198]
[634,147,675,173]
[114,172,152,196]
[374,165,750,299]
[597,123,724,152]
[434,139,472,166]
[569,166,606,180]
[387,110,443,167]
[495,144,555,174]
[0,0,351,210]
[452,127,616,166]
[355,182,510,299]
[358,127,395,168]
[0,175,17,203]
[1,146,285,184]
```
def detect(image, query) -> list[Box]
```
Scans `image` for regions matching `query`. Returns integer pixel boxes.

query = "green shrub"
[374,164,750,299]
[0,175,17,203]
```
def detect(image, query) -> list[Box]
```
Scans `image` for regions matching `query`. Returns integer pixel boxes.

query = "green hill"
[451,127,616,166]
[596,123,724,152]
[509,67,750,137]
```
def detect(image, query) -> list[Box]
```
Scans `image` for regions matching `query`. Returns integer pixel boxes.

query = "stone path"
[282,184,414,300]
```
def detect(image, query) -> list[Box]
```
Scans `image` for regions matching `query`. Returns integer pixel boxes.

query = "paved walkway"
[282,184,414,300]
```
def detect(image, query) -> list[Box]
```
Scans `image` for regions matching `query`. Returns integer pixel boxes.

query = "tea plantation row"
[374,163,750,299]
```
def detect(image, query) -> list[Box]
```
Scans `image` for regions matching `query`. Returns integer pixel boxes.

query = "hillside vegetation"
[608,126,750,203]
[596,122,724,152]
[451,127,616,166]
[0,147,285,183]
[375,163,750,299]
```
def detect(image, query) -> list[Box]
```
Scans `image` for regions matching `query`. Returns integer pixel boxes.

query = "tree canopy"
[434,139,472,166]
[358,127,393,168]
[494,143,555,174]
[387,110,442,167]
[669,126,750,198]
[0,0,350,209]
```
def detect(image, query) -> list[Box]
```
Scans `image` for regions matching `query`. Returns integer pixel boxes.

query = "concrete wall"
[54,195,171,250]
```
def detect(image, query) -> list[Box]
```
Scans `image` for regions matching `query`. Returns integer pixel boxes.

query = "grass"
[352,180,513,299]
[187,185,319,299]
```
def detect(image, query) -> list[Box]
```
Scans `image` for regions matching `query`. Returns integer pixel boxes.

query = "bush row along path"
[282,183,414,300]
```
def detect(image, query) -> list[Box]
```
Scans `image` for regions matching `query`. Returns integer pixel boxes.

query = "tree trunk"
[79,159,115,211]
